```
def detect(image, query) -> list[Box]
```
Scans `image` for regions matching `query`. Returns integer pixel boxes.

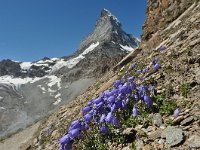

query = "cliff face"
[142,0,196,42]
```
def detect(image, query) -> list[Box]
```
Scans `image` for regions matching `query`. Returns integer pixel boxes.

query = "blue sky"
[0,0,147,62]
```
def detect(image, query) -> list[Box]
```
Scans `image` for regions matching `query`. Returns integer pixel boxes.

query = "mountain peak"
[99,8,121,26]
[100,8,111,17]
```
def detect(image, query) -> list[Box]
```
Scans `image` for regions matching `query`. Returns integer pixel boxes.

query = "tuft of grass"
[180,83,191,98]
[165,118,174,126]
[155,92,177,116]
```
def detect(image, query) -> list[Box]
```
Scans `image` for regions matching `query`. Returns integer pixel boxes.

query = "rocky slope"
[0,9,139,140]
[20,0,200,150]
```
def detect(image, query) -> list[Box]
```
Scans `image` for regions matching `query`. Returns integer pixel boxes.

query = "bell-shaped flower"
[114,80,121,87]
[59,134,70,145]
[111,116,119,126]
[59,142,72,150]
[129,64,135,69]
[82,106,91,114]
[173,107,181,118]
[105,112,114,123]
[96,101,104,111]
[131,82,137,90]
[142,68,148,73]
[80,122,89,130]
[152,57,160,65]
[143,95,153,107]
[59,144,64,150]
[100,114,106,123]
[134,93,139,101]
[137,70,142,74]
[100,126,109,134]
[132,106,138,118]
[108,96,115,104]
[111,88,118,95]
[87,101,93,106]
[83,113,93,123]
[69,128,80,139]
[115,100,122,109]
[128,76,134,82]
[68,120,81,131]
[122,100,127,109]
[153,63,159,70]
[159,45,167,51]
[111,103,117,112]
[104,90,113,97]
[99,92,105,98]
[93,98,102,105]
[119,85,127,94]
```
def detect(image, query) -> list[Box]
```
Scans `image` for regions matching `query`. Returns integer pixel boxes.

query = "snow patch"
[37,85,46,91]
[120,44,134,52]
[0,75,61,90]
[47,76,61,89]
[81,42,100,55]
[53,97,62,105]
[51,58,59,61]
[0,106,5,110]
[103,9,120,25]
[55,93,61,99]
[48,88,56,93]
[51,42,99,72]
[113,30,118,35]
[136,38,141,42]
[0,76,37,89]
[20,62,32,70]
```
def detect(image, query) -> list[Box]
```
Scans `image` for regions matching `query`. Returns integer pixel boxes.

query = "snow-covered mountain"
[0,9,139,138]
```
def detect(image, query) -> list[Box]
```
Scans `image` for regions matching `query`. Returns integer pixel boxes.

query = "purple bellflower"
[100,126,109,134]
[153,63,159,70]
[143,95,153,107]
[132,106,138,118]
[173,107,181,118]
[83,113,93,123]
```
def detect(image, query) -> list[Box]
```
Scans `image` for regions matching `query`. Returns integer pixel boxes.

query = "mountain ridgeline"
[0,9,139,138]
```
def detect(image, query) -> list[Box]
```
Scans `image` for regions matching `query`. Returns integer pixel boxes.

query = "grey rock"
[141,126,153,133]
[135,139,144,150]
[158,139,165,145]
[173,116,184,124]
[194,67,200,84]
[122,128,135,135]
[149,129,162,140]
[180,116,194,126]
[161,128,167,139]
[187,135,200,148]
[166,126,184,147]
[152,113,163,127]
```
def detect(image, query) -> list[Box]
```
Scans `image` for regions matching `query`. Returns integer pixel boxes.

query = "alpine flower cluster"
[59,54,177,150]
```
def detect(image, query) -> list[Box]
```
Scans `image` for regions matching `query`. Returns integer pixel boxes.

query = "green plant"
[165,118,174,126]
[180,83,191,98]
[155,92,177,115]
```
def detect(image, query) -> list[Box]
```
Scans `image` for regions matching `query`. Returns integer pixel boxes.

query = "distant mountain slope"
[0,9,139,139]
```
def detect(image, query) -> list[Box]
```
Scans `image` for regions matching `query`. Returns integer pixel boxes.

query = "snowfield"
[51,42,99,72]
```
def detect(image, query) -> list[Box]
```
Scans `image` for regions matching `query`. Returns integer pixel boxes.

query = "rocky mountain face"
[16,1,200,150]
[0,9,139,140]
